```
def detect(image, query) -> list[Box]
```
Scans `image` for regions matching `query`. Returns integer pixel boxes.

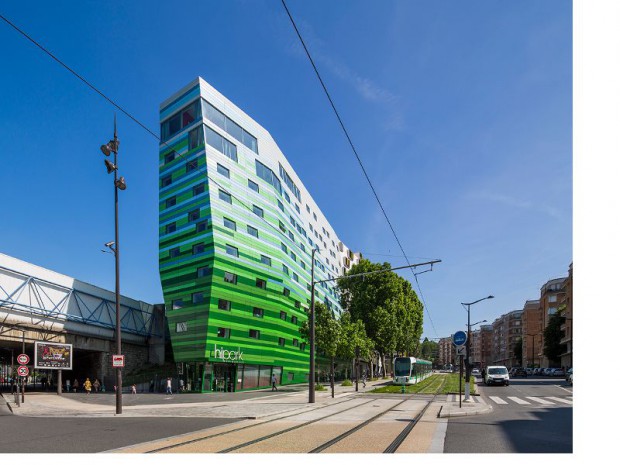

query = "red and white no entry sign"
[17,354,30,365]
[112,355,125,367]
[17,366,29,377]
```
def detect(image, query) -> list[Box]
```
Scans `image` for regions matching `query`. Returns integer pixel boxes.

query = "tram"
[393,357,433,385]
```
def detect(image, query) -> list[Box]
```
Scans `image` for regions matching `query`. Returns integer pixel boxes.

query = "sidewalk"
[1,379,492,419]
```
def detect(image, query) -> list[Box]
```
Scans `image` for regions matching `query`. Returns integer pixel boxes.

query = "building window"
[283,288,290,297]
[193,183,205,196]
[188,209,200,222]
[165,196,176,208]
[197,266,210,278]
[196,220,208,232]
[548,295,557,303]
[284,191,290,203]
[260,255,271,266]
[291,316,298,325]
[278,337,285,347]
[295,204,300,214]
[161,175,172,187]
[248,179,259,193]
[224,272,237,284]
[290,252,296,262]
[280,311,287,321]
[288,231,294,241]
[249,329,260,339]
[204,124,238,162]
[281,243,287,253]
[253,205,264,218]
[277,200,284,211]
[169,247,180,258]
[219,189,232,204]
[165,223,176,234]
[193,243,205,255]
[186,159,198,172]
[164,152,175,164]
[282,264,289,275]
[247,225,259,238]
[293,339,299,347]
[217,163,230,178]
[161,99,201,141]
[292,273,299,282]
[253,307,264,318]
[279,220,286,233]
[223,217,236,231]
[217,327,230,338]
[313,213,317,221]
[294,300,301,309]
[256,278,267,289]
[226,244,239,257]
[192,292,204,304]
[218,299,231,311]
[175,322,188,333]
[255,159,281,193]
[188,125,204,150]
[172,299,184,310]
[203,100,258,153]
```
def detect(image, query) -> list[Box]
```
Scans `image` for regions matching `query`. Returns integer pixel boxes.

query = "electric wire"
[280,0,439,338]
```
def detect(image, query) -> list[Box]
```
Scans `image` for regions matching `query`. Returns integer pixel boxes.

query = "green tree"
[420,338,439,364]
[543,313,567,364]
[337,311,374,378]
[337,259,424,375]
[300,302,341,397]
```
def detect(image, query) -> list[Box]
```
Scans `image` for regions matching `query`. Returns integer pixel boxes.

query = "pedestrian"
[73,379,79,393]
[41,376,46,391]
[65,378,70,393]
[165,377,172,395]
[83,377,92,395]
[179,378,184,393]
[271,373,278,391]
[149,379,154,393]
[93,378,101,393]
[131,384,137,394]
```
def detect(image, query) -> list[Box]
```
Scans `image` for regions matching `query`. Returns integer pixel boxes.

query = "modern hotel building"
[158,78,360,392]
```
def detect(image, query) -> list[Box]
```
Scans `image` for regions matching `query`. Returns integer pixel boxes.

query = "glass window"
[192,292,204,304]
[182,102,199,127]
[281,243,287,253]
[259,366,271,387]
[283,288,290,297]
[193,243,205,255]
[242,365,259,389]
[292,316,298,324]
[188,125,203,150]
[186,159,198,172]
[277,200,284,211]
[217,163,230,178]
[253,205,264,218]
[260,255,271,266]
[188,209,200,222]
[306,205,310,213]
[284,191,290,203]
[279,338,285,347]
[248,179,259,193]
[241,130,258,153]
[290,252,296,262]
[548,295,557,303]
[205,125,238,162]
[253,307,264,318]
[165,196,176,208]
[249,329,260,339]
[295,204,300,213]
[223,217,236,231]
[218,299,231,311]
[217,327,230,338]
[204,101,226,130]
[255,160,282,194]
[293,339,299,347]
[226,118,243,142]
[219,189,232,204]
[288,231,294,241]
[279,221,286,232]
[169,247,180,258]
[293,273,299,282]
[280,311,287,321]
[282,264,289,275]
[165,223,176,234]
[224,272,237,284]
[203,100,258,154]
[256,278,267,289]
[226,244,238,257]
[164,152,175,164]
[247,225,258,238]
[193,183,205,196]
[197,266,210,277]
[161,175,172,187]
[196,220,208,232]
[172,299,184,310]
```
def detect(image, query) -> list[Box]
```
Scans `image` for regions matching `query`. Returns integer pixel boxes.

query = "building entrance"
[212,363,236,392]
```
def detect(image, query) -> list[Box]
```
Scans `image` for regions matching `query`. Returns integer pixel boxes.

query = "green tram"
[393,357,433,385]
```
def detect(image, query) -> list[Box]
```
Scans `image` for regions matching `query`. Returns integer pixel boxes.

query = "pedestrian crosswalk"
[448,394,572,407]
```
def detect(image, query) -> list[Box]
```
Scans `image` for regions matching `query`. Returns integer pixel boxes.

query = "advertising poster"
[34,341,73,370]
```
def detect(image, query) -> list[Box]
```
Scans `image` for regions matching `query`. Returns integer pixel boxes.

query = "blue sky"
[0,0,572,341]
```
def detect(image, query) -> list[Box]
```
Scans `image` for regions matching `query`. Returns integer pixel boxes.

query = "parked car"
[485,366,510,386]
[472,368,481,377]
[513,367,528,377]
[551,368,565,377]
[543,368,555,376]
[565,367,573,383]
[526,368,533,375]
[509,367,517,376]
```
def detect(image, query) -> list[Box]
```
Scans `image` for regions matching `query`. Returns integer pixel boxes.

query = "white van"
[484,366,510,386]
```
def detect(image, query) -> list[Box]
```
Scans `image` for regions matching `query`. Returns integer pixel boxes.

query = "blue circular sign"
[452,331,467,346]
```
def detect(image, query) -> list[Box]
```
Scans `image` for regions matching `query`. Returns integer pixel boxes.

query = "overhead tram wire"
[0,11,332,294]
[280,0,439,338]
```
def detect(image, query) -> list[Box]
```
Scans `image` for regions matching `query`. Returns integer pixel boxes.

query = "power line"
[280,0,439,338]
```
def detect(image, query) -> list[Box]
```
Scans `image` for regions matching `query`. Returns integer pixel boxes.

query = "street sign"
[112,355,125,367]
[452,330,467,346]
[456,345,466,356]
[17,354,30,365]
[17,366,29,377]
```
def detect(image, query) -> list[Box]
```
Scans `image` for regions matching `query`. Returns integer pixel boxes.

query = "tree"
[543,313,567,364]
[420,338,439,364]
[337,311,374,379]
[300,302,340,397]
[337,259,424,376]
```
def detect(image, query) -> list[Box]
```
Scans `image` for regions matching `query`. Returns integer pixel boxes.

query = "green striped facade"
[158,78,360,392]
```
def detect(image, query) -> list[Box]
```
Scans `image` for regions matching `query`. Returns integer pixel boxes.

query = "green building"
[158,78,361,392]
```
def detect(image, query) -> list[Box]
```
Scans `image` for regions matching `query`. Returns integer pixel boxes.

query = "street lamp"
[99,117,125,415]
[461,295,494,402]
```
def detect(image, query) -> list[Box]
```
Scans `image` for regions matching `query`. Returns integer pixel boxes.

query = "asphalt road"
[0,414,240,453]
[444,376,573,453]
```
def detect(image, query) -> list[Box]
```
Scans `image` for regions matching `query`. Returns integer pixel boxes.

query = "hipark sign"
[213,344,243,362]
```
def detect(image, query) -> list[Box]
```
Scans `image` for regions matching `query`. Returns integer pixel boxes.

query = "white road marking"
[526,396,554,405]
[489,396,508,404]
[508,396,530,405]
[546,396,573,405]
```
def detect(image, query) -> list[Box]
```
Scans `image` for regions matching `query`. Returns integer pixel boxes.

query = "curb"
[0,393,15,414]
